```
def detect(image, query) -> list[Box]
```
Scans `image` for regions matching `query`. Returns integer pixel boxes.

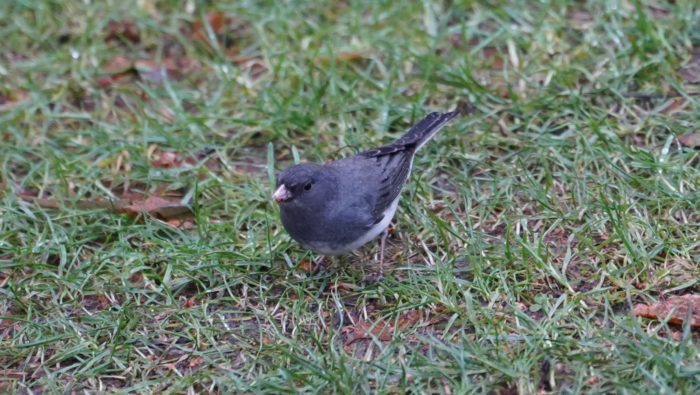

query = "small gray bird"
[273,110,459,276]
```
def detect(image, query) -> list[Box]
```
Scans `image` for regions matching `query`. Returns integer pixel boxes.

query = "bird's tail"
[393,110,460,151]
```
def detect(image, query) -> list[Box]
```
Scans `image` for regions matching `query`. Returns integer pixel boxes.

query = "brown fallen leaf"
[83,294,111,312]
[98,56,201,88]
[481,47,505,70]
[105,19,141,44]
[97,56,138,88]
[315,50,373,65]
[678,133,700,148]
[0,370,25,380]
[633,294,700,328]
[225,53,268,80]
[150,149,192,168]
[134,57,201,82]
[95,75,122,89]
[346,310,421,344]
[336,50,373,62]
[133,59,168,83]
[166,217,195,230]
[188,356,205,369]
[103,56,133,74]
[19,193,192,221]
[454,38,505,70]
[191,11,229,46]
[148,146,220,172]
[120,195,191,219]
[329,282,358,291]
[129,271,144,285]
[182,296,196,308]
[659,97,688,114]
[0,90,30,112]
[297,260,315,273]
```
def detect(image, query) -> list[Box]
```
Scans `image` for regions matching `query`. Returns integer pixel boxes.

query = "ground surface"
[1,1,699,393]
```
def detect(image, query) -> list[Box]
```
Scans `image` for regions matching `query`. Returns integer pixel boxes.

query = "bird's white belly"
[310,196,400,255]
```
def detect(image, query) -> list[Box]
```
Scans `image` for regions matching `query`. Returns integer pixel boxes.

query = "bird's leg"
[361,228,389,284]
[312,255,328,274]
[378,228,388,277]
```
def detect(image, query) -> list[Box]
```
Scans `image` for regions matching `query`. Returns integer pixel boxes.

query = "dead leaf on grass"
[297,260,315,273]
[97,56,138,88]
[0,90,30,112]
[83,294,112,312]
[633,294,700,328]
[150,148,194,168]
[678,133,700,148]
[182,296,196,308]
[148,145,219,171]
[19,193,193,225]
[191,11,229,46]
[166,217,195,230]
[329,282,358,291]
[105,19,141,44]
[226,54,268,80]
[120,195,191,219]
[129,271,144,285]
[345,310,421,344]
[103,56,133,74]
[315,50,373,65]
[134,57,201,83]
[188,356,205,368]
[659,97,688,114]
[481,47,505,70]
[97,56,201,88]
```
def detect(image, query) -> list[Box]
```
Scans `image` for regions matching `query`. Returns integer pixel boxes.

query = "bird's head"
[273,163,335,207]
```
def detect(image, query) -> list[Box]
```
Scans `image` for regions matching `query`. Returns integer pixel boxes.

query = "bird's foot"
[311,256,329,274]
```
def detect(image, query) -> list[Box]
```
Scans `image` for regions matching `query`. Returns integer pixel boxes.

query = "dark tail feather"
[393,110,460,150]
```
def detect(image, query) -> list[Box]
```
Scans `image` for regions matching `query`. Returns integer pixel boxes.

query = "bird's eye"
[303,182,312,191]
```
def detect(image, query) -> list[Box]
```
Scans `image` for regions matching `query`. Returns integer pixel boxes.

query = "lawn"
[1,0,699,393]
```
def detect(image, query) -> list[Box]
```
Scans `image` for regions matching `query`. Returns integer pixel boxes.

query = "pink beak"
[273,184,292,203]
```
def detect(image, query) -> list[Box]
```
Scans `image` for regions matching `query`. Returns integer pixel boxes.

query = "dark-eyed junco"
[273,110,459,277]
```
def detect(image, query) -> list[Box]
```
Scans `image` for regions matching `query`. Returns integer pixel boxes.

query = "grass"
[1,0,699,393]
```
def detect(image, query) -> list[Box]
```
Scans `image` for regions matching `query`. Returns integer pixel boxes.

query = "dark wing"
[358,145,415,221]
[334,110,459,224]
[392,111,459,149]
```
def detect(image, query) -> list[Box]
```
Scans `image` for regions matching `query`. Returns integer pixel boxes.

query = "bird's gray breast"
[279,195,374,255]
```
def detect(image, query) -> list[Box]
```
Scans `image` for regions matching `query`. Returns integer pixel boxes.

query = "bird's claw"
[311,256,329,274]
